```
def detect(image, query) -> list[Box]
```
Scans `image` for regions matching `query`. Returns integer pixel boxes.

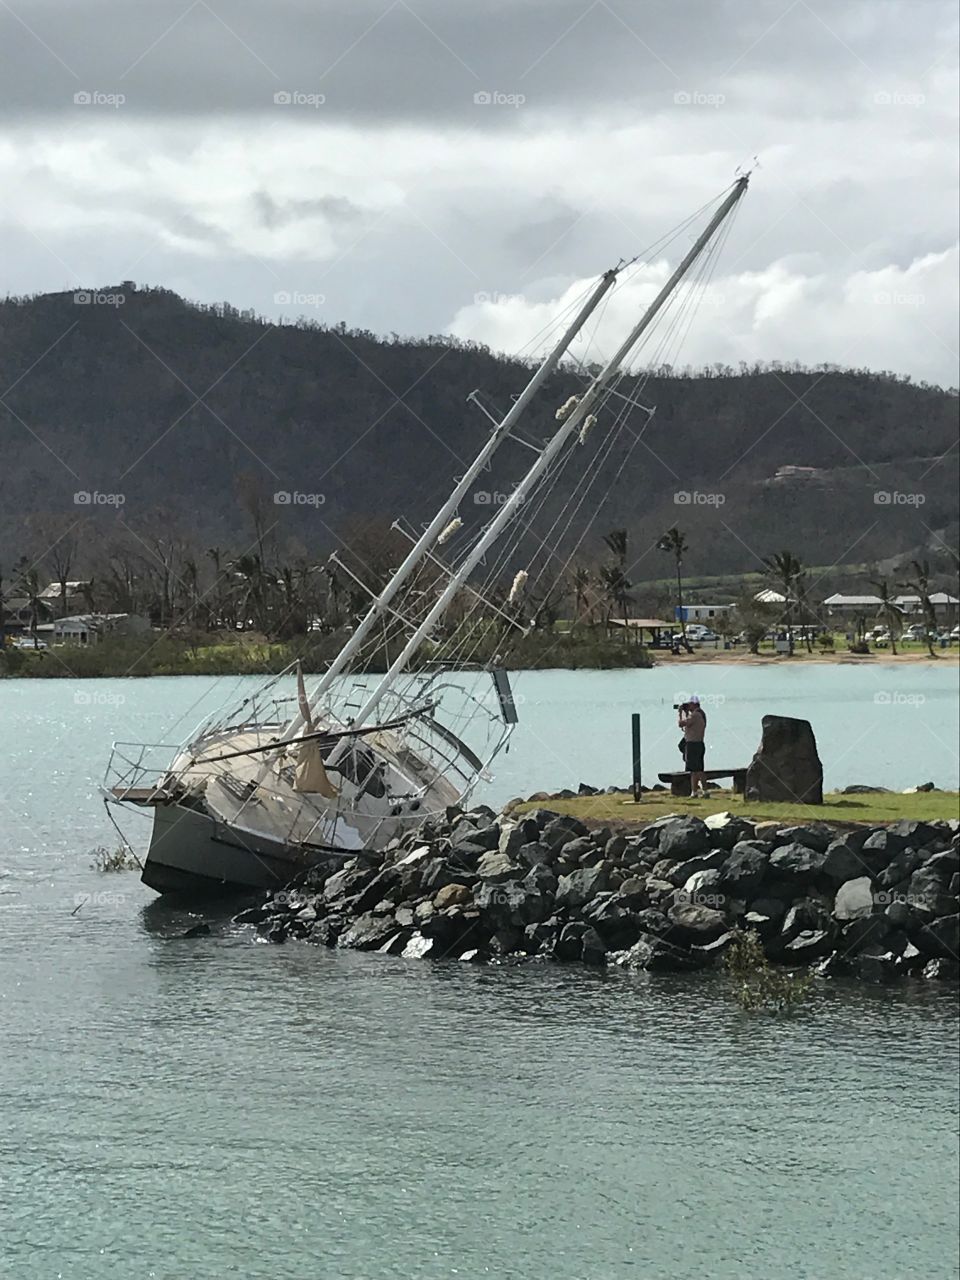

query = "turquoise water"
[1,668,958,1278]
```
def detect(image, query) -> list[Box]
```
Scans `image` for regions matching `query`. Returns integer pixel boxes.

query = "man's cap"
[688,694,701,704]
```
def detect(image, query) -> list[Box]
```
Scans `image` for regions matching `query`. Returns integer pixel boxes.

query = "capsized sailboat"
[104,176,750,894]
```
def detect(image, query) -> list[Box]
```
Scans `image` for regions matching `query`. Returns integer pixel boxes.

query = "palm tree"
[570,565,593,629]
[871,578,904,655]
[603,529,628,568]
[762,550,803,656]
[657,527,690,650]
[899,559,938,657]
[598,564,633,636]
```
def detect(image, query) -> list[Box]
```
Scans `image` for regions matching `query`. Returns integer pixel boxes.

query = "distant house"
[34,613,150,645]
[681,603,734,623]
[753,588,786,605]
[39,581,92,615]
[893,592,959,620]
[822,594,883,616]
[823,592,959,624]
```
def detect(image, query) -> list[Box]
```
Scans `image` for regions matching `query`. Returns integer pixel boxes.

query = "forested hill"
[1,285,957,578]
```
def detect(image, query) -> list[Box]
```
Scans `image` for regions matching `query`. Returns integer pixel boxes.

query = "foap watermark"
[274,90,326,108]
[274,490,325,507]
[473,291,526,306]
[473,90,526,107]
[74,690,126,707]
[274,290,326,308]
[73,890,128,910]
[474,490,521,507]
[874,490,925,506]
[873,888,923,907]
[674,691,725,708]
[73,90,125,108]
[74,290,125,307]
[674,889,726,908]
[873,290,925,308]
[674,89,725,107]
[74,490,125,506]
[874,89,925,107]
[874,691,926,707]
[674,490,725,506]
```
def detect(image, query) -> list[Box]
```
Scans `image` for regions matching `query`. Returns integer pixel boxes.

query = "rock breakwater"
[234,806,960,981]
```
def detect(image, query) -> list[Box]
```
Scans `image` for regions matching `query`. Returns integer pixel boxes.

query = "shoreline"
[3,647,957,678]
[234,801,960,984]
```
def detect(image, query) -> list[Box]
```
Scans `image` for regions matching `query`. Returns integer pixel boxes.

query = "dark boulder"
[783,930,833,961]
[839,915,889,955]
[908,864,956,918]
[744,715,823,805]
[776,824,832,853]
[580,927,607,966]
[553,921,588,962]
[555,864,610,910]
[858,830,907,872]
[719,843,769,897]
[616,875,648,907]
[666,901,729,945]
[912,914,960,959]
[703,812,756,850]
[338,911,401,951]
[781,899,833,942]
[877,848,925,889]
[476,851,524,884]
[768,841,827,886]
[542,815,589,850]
[923,849,960,878]
[888,819,941,849]
[659,816,711,860]
[665,850,727,887]
[517,841,554,868]
[612,933,706,973]
[822,839,869,886]
[856,945,902,983]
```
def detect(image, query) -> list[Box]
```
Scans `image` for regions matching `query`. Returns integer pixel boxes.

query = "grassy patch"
[514,789,960,827]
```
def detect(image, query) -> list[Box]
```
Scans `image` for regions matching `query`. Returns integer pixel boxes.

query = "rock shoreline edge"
[234,806,960,983]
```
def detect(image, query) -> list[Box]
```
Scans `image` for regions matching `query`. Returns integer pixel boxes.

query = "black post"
[631,712,642,802]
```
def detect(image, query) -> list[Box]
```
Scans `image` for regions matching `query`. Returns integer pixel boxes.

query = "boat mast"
[347,177,749,730]
[282,267,619,741]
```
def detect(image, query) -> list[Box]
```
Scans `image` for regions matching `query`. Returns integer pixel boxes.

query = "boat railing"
[103,741,186,801]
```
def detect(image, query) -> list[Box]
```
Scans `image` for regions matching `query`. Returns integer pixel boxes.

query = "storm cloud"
[1,0,957,382]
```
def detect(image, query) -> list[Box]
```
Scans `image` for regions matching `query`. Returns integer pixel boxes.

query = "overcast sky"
[2,0,958,384]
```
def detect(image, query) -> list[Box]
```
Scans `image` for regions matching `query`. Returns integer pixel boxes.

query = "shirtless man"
[678,695,708,797]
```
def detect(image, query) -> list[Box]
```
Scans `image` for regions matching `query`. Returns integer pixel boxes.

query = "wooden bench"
[657,768,747,797]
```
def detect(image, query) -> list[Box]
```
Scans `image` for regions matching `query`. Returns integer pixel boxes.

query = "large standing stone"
[744,715,823,805]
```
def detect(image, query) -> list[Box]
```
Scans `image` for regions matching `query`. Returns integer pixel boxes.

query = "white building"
[35,613,150,645]
[682,604,735,623]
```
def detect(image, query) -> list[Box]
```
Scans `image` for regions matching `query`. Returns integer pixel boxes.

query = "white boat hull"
[141,801,337,896]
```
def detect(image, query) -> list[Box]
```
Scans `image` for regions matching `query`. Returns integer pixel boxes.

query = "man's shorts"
[684,741,705,772]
